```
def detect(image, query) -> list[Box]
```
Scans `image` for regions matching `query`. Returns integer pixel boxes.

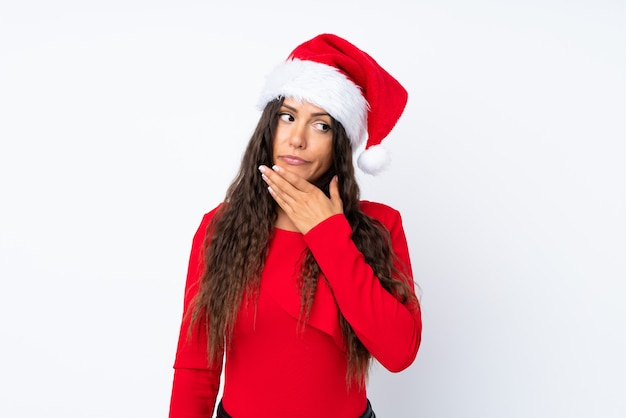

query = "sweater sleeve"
[303,205,422,372]
[169,211,224,418]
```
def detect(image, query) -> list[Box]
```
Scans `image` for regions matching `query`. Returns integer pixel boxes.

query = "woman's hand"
[258,165,343,234]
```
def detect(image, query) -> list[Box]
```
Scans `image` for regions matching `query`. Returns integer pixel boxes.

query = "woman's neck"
[274,208,300,232]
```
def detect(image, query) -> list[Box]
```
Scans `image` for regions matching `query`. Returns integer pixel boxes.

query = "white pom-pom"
[357,144,390,175]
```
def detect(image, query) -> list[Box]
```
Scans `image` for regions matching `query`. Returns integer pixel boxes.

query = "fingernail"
[258,165,266,173]
[272,165,280,172]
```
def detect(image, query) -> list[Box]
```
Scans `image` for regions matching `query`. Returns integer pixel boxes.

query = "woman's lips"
[279,155,308,165]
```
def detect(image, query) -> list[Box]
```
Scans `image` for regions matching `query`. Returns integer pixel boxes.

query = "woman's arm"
[169,211,223,418]
[303,203,422,372]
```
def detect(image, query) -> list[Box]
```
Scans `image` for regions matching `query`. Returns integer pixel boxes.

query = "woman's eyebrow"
[281,104,298,113]
[281,104,330,118]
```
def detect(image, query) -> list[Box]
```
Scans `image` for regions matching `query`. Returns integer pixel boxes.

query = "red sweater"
[169,201,421,418]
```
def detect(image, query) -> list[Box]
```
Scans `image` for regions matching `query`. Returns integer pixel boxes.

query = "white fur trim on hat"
[357,144,390,175]
[258,59,369,149]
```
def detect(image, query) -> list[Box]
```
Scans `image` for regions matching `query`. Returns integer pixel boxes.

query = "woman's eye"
[314,122,331,132]
[279,113,294,122]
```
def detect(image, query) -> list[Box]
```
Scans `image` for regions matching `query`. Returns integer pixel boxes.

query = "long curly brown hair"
[189,97,416,386]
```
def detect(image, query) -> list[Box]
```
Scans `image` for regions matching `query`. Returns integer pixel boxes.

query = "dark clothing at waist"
[216,399,376,418]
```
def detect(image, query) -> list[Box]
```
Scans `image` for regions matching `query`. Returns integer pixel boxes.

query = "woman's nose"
[289,123,307,149]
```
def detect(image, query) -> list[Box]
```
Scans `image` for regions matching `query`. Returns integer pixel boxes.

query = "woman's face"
[272,98,334,184]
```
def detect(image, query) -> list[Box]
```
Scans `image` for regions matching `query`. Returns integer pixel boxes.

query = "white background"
[1,1,625,417]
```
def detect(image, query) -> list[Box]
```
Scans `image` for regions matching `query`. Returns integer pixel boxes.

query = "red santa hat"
[258,33,408,175]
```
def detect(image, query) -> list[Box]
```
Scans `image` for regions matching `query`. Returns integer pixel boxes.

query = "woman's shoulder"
[204,203,224,218]
[197,202,225,229]
[359,200,403,224]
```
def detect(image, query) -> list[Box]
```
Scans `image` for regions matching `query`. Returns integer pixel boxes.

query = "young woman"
[169,34,422,418]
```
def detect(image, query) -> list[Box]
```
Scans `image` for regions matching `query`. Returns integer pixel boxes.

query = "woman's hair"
[189,97,417,386]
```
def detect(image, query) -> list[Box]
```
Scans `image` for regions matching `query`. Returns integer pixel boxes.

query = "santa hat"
[258,33,408,175]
